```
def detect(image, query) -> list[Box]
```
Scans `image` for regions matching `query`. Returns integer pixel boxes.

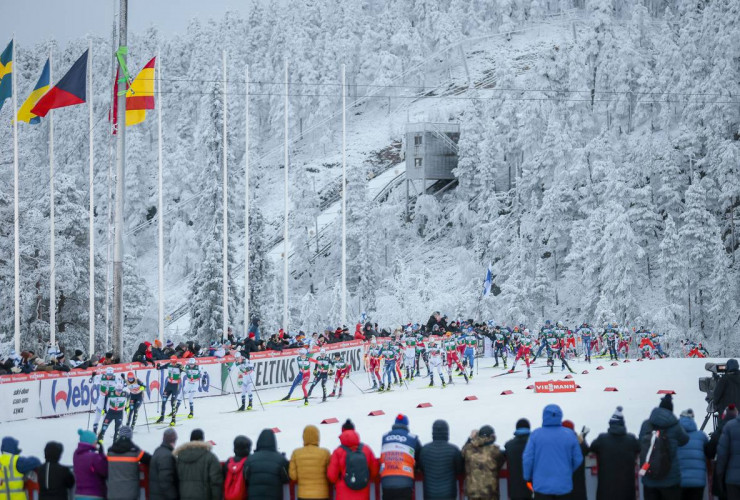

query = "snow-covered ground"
[4,357,717,461]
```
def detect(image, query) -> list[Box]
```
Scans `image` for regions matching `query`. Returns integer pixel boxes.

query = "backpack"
[224,457,248,500]
[640,429,672,480]
[341,444,370,490]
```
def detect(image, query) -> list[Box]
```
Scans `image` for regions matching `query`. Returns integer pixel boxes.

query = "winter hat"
[609,406,625,426]
[515,418,531,430]
[342,419,355,431]
[44,441,63,463]
[117,426,133,440]
[154,339,162,348]
[659,394,674,412]
[78,429,97,445]
[74,349,83,357]
[680,409,695,419]
[724,404,739,420]
[162,428,178,446]
[233,435,252,458]
[479,425,495,438]
[190,429,205,442]
[249,332,255,339]
[1,437,20,454]
[562,420,575,431]
[165,340,174,348]
[395,414,409,427]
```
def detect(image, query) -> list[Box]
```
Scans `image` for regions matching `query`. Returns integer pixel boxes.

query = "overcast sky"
[1,0,251,47]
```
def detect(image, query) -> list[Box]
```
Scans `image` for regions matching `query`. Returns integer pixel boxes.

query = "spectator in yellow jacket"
[289,425,331,500]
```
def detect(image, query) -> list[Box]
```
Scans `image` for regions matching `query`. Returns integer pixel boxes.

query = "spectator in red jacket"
[327,420,379,499]
[354,324,366,341]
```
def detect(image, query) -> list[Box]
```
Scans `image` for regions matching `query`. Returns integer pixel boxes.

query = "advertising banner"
[0,381,40,421]
[534,380,577,393]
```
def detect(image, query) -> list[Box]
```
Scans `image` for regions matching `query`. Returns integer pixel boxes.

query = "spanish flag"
[31,49,88,117]
[17,59,50,124]
[113,57,155,130]
[0,40,13,113]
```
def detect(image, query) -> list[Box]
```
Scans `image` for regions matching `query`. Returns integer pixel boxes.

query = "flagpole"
[157,49,164,343]
[222,49,228,343]
[112,0,127,358]
[88,38,95,355]
[244,65,249,334]
[12,37,20,352]
[283,59,289,333]
[341,64,346,329]
[49,45,56,349]
[105,15,116,352]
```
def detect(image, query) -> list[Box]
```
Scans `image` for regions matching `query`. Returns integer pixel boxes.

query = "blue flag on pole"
[482,264,493,296]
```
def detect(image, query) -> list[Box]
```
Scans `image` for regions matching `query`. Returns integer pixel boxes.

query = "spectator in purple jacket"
[73,428,108,499]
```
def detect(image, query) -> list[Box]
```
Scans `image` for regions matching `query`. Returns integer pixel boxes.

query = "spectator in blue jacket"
[639,394,689,500]
[716,409,740,499]
[379,414,422,500]
[677,409,709,500]
[522,404,583,498]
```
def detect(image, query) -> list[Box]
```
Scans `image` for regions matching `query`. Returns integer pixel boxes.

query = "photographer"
[714,359,740,416]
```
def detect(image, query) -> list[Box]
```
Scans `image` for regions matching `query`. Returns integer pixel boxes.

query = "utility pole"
[112,0,127,358]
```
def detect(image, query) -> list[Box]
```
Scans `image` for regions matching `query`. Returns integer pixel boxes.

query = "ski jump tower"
[404,122,460,219]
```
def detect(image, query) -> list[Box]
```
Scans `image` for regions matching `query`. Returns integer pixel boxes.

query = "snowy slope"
[5,357,716,461]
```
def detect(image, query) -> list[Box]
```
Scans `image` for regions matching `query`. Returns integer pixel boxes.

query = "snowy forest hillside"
[1,0,739,357]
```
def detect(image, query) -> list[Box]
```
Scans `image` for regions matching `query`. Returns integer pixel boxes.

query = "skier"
[687,342,709,358]
[91,366,117,434]
[182,358,201,419]
[492,326,508,369]
[155,355,184,426]
[443,332,468,384]
[414,334,429,377]
[281,348,312,405]
[652,333,668,358]
[577,323,593,363]
[329,352,350,397]
[455,331,467,372]
[549,336,576,374]
[97,381,127,442]
[617,332,631,359]
[379,340,397,392]
[604,324,619,360]
[532,320,554,362]
[403,334,417,380]
[367,339,383,389]
[231,354,255,411]
[427,340,446,387]
[509,335,532,379]
[123,372,145,431]
[463,328,478,378]
[307,348,332,402]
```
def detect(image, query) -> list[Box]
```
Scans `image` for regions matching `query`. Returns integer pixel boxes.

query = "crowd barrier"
[0,340,365,422]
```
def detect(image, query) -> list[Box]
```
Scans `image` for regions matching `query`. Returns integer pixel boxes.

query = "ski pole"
[250,375,265,411]
[141,398,151,433]
[227,371,240,409]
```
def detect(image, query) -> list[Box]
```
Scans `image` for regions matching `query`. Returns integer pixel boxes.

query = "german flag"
[17,59,50,124]
[0,40,13,113]
[113,57,156,130]
[31,49,87,117]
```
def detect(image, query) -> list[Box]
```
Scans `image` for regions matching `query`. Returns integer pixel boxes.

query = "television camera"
[698,362,727,431]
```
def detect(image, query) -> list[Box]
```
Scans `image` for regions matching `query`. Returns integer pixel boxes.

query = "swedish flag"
[17,59,50,124]
[0,40,12,113]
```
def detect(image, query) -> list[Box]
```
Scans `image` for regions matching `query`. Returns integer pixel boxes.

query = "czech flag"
[17,59,50,124]
[112,56,156,130]
[31,49,87,118]
[0,40,13,113]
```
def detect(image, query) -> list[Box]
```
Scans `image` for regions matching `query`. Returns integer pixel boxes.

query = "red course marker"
[271,427,281,433]
[464,395,478,401]
[321,418,339,425]
[623,360,630,363]
[417,402,432,408]
[368,410,385,416]
[611,362,619,366]
[526,385,534,390]
[581,370,589,375]
[604,387,618,392]
[657,390,676,395]
[500,390,513,395]
[564,374,573,379]
[596,366,605,370]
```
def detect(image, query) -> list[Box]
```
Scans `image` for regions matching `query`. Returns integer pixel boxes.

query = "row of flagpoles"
[1,34,351,354]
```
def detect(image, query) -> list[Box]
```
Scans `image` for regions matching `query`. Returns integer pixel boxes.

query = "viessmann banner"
[0,341,365,422]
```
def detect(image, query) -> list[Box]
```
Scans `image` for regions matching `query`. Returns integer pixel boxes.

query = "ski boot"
[93,423,98,434]
[527,370,531,379]
[280,394,291,401]
[448,375,453,384]
[337,389,342,398]
[441,379,446,388]
[493,362,499,368]
[463,372,469,383]
[303,397,309,406]
[329,391,336,397]
[247,398,253,410]
[169,416,176,427]
[155,416,164,424]
[188,407,194,419]
[371,381,378,390]
[238,403,245,411]
[469,370,474,379]
[378,383,384,392]
[429,379,434,387]
[508,368,515,373]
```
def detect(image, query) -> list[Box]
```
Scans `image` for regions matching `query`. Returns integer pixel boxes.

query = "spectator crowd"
[5,385,740,500]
